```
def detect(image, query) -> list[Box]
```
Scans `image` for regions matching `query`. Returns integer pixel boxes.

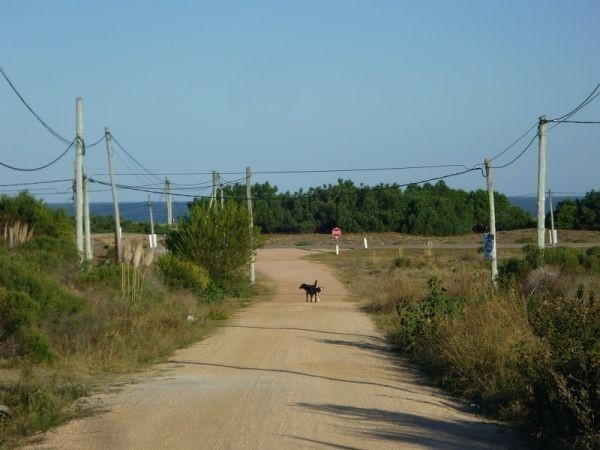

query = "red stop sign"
[332,227,342,237]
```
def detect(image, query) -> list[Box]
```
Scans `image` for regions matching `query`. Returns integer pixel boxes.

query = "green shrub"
[542,247,581,271]
[391,277,467,353]
[393,257,411,268]
[0,249,84,359]
[0,373,90,447]
[156,254,210,294]
[526,293,600,447]
[580,246,600,273]
[22,329,56,363]
[166,202,258,285]
[0,191,72,239]
[18,236,79,272]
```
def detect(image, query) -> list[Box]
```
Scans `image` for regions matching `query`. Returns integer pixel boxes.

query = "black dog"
[299,280,323,303]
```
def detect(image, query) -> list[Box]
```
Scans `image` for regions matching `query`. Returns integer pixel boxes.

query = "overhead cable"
[550,83,600,122]
[0,139,75,171]
[490,133,538,169]
[0,65,72,145]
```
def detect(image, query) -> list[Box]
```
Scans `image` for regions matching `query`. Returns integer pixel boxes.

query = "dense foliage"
[380,247,600,448]
[90,214,170,235]
[554,190,600,230]
[165,201,258,286]
[0,191,72,238]
[223,179,532,235]
[0,240,84,362]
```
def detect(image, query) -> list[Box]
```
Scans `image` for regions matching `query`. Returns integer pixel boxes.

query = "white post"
[210,170,217,208]
[148,194,155,240]
[335,237,339,255]
[549,190,556,247]
[219,172,224,209]
[246,166,255,285]
[485,159,498,281]
[363,237,368,249]
[83,176,92,260]
[105,128,122,263]
[75,97,84,257]
[537,115,547,249]
[166,178,173,226]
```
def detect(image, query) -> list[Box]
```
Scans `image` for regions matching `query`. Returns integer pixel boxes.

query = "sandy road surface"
[27,249,525,449]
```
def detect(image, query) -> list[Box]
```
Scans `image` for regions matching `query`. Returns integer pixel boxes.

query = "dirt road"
[29,249,525,449]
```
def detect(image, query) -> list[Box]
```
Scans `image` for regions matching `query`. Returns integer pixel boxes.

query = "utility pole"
[165,178,173,226]
[210,170,217,208]
[537,115,547,249]
[83,175,92,261]
[549,190,556,247]
[246,166,255,285]
[148,195,155,248]
[219,172,224,209]
[105,127,122,263]
[75,97,84,257]
[485,159,498,281]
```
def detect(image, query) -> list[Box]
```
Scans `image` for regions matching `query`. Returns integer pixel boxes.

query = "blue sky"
[1,0,599,203]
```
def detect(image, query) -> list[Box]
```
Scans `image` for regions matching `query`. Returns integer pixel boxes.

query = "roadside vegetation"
[0,192,260,448]
[315,244,599,449]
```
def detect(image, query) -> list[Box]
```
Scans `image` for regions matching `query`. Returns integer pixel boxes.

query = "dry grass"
[261,228,600,249]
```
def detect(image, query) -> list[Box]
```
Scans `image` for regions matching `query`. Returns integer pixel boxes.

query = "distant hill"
[509,196,582,216]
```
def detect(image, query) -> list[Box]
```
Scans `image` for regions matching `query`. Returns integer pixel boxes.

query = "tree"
[165,201,258,285]
[0,191,72,239]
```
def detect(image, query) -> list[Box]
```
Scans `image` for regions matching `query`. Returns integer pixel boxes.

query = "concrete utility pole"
[83,176,92,261]
[485,159,498,281]
[75,97,84,257]
[246,166,255,285]
[549,190,556,247]
[537,115,547,249]
[165,178,173,226]
[219,172,224,209]
[105,127,122,263]
[210,170,217,208]
[148,194,155,247]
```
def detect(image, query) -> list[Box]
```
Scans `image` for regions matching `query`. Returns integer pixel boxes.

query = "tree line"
[223,179,533,236]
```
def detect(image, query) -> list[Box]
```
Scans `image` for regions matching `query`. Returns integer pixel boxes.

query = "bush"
[18,236,79,273]
[0,249,84,359]
[156,254,210,294]
[166,202,258,285]
[391,277,467,353]
[526,293,600,447]
[393,257,411,268]
[581,246,600,273]
[0,191,73,239]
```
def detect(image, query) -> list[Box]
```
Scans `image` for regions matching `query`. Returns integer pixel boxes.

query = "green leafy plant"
[166,201,258,285]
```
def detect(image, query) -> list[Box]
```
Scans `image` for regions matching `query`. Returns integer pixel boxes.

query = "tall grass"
[0,236,258,446]
[314,246,600,449]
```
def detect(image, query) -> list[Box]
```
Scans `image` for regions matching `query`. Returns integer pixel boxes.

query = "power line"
[0,178,72,187]
[550,83,600,122]
[490,133,538,169]
[0,65,72,145]
[0,139,75,171]
[547,119,600,124]
[85,134,107,148]
[109,133,163,183]
[487,122,538,162]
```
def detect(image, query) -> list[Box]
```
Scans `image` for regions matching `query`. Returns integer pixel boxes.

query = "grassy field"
[2,230,598,448]
[0,235,269,448]
[261,228,600,249]
[303,233,599,449]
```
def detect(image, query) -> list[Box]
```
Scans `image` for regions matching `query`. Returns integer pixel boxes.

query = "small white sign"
[483,233,496,260]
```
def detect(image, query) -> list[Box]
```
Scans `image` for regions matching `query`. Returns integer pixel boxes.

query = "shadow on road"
[167,360,424,396]
[293,402,528,449]
[221,324,377,340]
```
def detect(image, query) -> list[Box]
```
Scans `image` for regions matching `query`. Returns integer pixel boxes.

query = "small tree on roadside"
[165,201,258,286]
